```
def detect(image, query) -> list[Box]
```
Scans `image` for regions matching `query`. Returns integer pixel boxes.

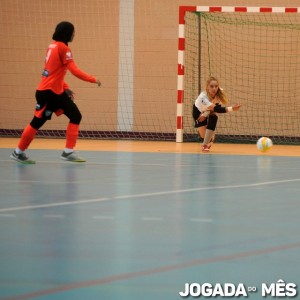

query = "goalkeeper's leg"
[202,114,218,152]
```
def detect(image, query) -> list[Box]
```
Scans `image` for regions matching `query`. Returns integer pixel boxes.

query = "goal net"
[0,1,175,141]
[179,7,300,144]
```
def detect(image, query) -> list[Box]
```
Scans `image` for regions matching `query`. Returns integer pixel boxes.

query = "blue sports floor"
[0,146,300,299]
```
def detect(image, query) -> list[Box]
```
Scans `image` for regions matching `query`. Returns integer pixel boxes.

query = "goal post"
[177,6,300,144]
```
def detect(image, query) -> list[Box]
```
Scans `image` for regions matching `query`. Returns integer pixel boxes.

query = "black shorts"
[193,104,208,128]
[35,89,79,121]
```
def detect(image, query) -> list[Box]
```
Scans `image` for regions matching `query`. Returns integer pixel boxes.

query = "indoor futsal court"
[0,139,300,299]
[1,0,300,299]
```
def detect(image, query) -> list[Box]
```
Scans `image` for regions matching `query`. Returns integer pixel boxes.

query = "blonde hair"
[206,76,228,105]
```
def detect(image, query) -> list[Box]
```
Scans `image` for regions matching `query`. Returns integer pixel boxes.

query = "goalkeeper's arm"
[208,103,241,113]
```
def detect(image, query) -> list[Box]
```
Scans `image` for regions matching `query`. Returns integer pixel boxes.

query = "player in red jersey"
[10,21,101,163]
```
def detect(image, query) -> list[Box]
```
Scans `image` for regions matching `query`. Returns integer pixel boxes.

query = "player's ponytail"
[217,87,228,105]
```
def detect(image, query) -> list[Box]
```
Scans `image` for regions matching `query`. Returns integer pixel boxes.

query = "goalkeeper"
[193,76,241,152]
[10,21,101,164]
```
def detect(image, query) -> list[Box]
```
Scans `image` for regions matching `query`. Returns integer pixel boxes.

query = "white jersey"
[194,92,213,113]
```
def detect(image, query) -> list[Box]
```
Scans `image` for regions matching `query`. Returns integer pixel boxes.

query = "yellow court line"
[1,137,300,156]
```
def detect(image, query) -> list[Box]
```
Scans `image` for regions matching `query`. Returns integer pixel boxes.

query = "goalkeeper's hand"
[232,104,242,111]
[198,111,210,122]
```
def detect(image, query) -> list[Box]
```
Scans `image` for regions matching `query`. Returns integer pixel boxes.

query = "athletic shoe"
[10,151,36,164]
[201,144,210,152]
[61,151,86,162]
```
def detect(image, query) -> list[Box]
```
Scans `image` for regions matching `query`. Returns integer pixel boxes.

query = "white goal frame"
[176,5,300,142]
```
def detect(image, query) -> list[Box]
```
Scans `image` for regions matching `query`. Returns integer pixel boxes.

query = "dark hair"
[52,21,74,45]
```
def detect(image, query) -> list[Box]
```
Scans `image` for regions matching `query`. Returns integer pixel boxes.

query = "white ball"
[256,137,273,152]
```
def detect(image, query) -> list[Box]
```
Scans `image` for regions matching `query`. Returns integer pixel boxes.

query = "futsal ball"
[256,137,273,152]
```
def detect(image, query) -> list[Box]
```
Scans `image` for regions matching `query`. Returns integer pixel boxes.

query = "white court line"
[114,178,300,200]
[0,178,300,213]
[0,197,110,213]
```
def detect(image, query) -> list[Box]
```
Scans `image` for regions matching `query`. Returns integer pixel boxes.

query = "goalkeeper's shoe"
[201,144,210,153]
[10,151,36,164]
[61,151,86,162]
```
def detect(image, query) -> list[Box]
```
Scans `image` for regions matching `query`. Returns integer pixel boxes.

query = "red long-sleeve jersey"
[37,41,97,94]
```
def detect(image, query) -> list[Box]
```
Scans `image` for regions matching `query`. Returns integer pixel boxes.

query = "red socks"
[18,125,37,151]
[17,123,79,151]
[65,123,79,149]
